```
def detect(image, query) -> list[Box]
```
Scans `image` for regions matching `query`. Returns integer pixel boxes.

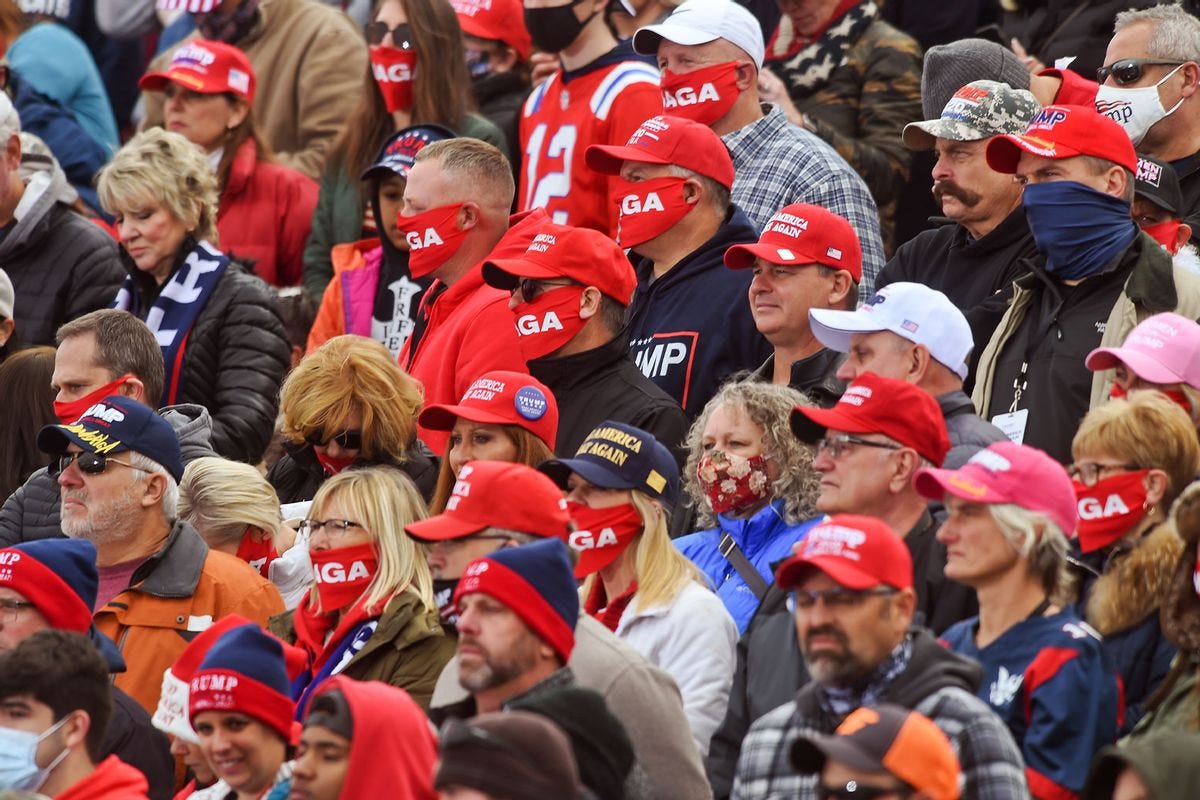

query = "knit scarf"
[111,239,228,406]
[766,0,877,97]
[817,635,913,717]
[291,594,382,712]
[584,580,638,633]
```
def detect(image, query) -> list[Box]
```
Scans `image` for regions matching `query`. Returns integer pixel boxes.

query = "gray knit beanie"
[922,38,1031,120]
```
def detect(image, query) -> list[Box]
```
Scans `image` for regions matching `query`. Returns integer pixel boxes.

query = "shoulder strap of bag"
[719,531,770,600]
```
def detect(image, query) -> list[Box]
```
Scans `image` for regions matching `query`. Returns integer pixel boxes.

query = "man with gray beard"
[732,515,1028,800]
[37,396,283,715]
[875,80,1041,377]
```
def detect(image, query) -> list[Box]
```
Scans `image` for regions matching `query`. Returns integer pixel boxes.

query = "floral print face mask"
[697,449,772,515]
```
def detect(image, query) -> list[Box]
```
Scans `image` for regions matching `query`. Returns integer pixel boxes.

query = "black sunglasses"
[305,429,363,450]
[1097,58,1185,86]
[49,451,139,478]
[818,782,913,800]
[513,278,580,303]
[364,21,413,49]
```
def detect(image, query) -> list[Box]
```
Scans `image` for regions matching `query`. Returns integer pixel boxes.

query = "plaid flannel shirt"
[732,682,1030,800]
[723,104,887,291]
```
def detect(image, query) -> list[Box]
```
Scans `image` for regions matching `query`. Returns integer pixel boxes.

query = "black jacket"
[0,171,124,346]
[528,332,689,458]
[626,206,771,418]
[750,349,846,408]
[267,439,440,505]
[120,243,290,463]
[0,404,217,546]
[875,207,1037,381]
[471,70,529,179]
[107,687,174,800]
[1172,148,1200,250]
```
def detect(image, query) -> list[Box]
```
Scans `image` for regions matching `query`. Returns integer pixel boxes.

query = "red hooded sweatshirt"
[56,755,151,800]
[315,675,438,800]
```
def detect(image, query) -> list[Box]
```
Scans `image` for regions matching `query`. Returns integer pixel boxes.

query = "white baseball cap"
[633,0,766,69]
[809,282,974,380]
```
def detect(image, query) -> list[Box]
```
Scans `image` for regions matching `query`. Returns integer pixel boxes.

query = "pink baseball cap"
[1085,312,1200,388]
[913,441,1077,535]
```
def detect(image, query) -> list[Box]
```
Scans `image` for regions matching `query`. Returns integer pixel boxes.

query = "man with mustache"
[875,80,1040,374]
[732,514,1027,800]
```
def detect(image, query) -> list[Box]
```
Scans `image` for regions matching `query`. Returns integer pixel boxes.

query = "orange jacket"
[95,520,285,714]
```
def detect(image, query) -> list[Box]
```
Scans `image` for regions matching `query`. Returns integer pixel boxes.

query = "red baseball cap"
[482,222,637,305]
[450,0,532,60]
[790,373,951,466]
[139,40,256,103]
[776,514,913,591]
[418,370,558,449]
[405,461,571,541]
[985,104,1137,175]
[585,114,736,189]
[913,441,1077,536]
[724,203,863,282]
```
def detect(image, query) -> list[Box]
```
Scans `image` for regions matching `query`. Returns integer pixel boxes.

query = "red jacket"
[56,755,150,800]
[400,211,545,452]
[217,139,318,287]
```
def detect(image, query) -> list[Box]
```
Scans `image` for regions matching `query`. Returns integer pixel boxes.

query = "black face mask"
[523,0,597,54]
[433,578,460,626]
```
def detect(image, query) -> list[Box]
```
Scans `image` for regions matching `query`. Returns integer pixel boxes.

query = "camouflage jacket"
[768,12,922,251]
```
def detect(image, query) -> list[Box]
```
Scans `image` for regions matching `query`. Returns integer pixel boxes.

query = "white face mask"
[1096,63,1187,145]
[0,717,70,792]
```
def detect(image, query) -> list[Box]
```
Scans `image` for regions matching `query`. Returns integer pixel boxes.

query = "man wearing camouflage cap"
[875,80,1041,370]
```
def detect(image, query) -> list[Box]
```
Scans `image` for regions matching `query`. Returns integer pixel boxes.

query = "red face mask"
[370,45,417,113]
[565,501,644,577]
[1073,469,1151,553]
[1142,219,1184,255]
[1108,381,1193,416]
[612,176,694,248]
[316,451,357,476]
[396,203,469,278]
[697,450,772,515]
[236,529,277,578]
[310,542,379,612]
[513,285,587,361]
[660,61,741,125]
[53,374,133,425]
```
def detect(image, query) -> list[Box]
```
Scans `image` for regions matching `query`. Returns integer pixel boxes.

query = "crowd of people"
[6,0,1200,798]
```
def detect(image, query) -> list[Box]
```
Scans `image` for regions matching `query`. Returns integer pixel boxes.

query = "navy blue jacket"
[626,205,770,418]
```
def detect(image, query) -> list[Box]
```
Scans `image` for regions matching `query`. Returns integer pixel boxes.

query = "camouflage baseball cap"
[903,80,1040,151]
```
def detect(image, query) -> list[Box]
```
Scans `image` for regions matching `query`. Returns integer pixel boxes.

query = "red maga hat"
[585,114,735,189]
[776,514,913,591]
[724,203,863,282]
[140,40,256,102]
[450,0,532,60]
[482,222,637,305]
[419,370,558,450]
[790,372,950,467]
[985,104,1137,175]
[404,461,571,542]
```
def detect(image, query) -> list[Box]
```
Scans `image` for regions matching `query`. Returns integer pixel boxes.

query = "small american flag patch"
[901,320,919,333]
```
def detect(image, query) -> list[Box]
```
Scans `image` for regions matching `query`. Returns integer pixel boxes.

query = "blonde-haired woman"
[269,465,454,711]
[540,420,736,757]
[674,380,822,633]
[916,441,1122,797]
[268,334,437,504]
[1069,392,1200,732]
[97,127,289,464]
[179,456,312,608]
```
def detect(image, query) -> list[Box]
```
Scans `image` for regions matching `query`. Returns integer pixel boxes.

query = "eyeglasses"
[815,435,901,460]
[818,781,913,800]
[1067,461,1141,487]
[1097,58,1186,85]
[512,278,579,303]
[298,519,363,537]
[49,451,139,478]
[0,598,36,624]
[791,587,897,611]
[305,429,363,450]
[364,21,413,48]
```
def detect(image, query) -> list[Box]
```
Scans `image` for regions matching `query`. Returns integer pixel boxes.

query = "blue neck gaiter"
[1022,181,1139,280]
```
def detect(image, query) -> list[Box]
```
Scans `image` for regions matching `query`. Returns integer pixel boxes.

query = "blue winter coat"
[674,500,820,634]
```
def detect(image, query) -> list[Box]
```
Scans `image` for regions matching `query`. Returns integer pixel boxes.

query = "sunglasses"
[818,783,913,800]
[364,21,413,49]
[305,429,363,450]
[1096,58,1185,85]
[49,451,138,478]
[513,278,579,303]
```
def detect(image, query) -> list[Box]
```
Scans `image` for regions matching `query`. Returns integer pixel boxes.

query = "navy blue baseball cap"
[37,395,185,482]
[360,124,457,181]
[539,421,679,505]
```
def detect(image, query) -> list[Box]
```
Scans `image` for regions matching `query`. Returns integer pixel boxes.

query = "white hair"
[987,503,1073,603]
[1115,5,1200,63]
[0,92,20,145]
[127,451,179,519]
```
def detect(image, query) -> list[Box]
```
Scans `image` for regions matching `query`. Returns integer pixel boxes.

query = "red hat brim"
[584,143,672,175]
